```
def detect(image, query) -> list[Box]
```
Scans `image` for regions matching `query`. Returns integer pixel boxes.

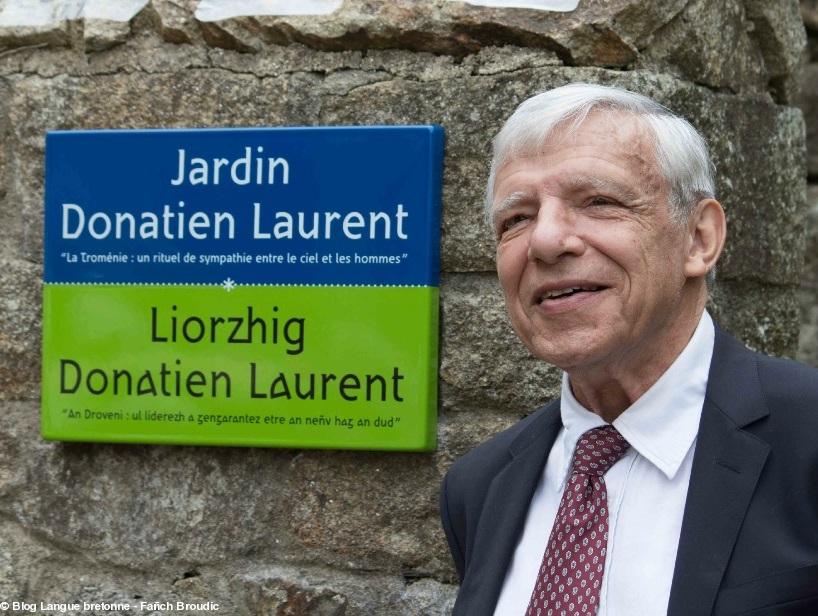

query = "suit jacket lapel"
[456,402,562,616]
[667,327,770,616]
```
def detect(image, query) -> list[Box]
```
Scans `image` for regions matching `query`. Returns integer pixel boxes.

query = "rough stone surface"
[0,0,803,102]
[0,76,9,252]
[700,101,806,287]
[0,0,811,612]
[145,0,201,45]
[440,273,560,413]
[233,566,457,615]
[636,0,767,95]
[5,75,68,263]
[2,422,301,569]
[0,258,41,400]
[84,18,132,51]
[799,62,818,178]
[0,517,54,599]
[805,0,818,58]
[710,281,802,356]
[285,450,449,576]
[744,0,807,102]
[800,6,818,369]
[182,0,802,105]
[798,185,818,366]
[0,20,73,49]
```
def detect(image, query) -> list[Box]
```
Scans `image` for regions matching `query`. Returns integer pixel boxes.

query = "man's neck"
[567,301,707,423]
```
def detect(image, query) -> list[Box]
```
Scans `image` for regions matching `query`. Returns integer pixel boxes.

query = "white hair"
[485,83,716,223]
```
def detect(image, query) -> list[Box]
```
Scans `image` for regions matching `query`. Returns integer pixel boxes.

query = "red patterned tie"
[526,425,630,616]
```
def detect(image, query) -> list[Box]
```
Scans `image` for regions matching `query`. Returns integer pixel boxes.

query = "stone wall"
[798,0,818,366]
[0,1,809,614]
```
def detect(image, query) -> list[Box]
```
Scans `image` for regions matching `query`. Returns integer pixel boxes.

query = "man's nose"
[527,201,586,264]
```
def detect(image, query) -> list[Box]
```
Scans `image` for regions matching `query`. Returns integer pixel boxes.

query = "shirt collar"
[557,311,715,488]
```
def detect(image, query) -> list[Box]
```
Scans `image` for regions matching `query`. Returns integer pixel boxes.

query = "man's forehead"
[561,174,641,201]
[492,112,663,200]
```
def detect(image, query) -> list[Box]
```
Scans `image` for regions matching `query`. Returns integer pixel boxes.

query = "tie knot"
[571,425,630,476]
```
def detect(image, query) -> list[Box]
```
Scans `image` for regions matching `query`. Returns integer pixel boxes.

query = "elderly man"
[440,83,818,616]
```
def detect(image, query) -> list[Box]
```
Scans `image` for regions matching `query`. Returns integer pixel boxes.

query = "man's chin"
[526,340,609,372]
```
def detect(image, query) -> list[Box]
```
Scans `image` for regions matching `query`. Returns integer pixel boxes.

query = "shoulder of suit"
[718,330,818,432]
[727,343,818,492]
[754,350,818,413]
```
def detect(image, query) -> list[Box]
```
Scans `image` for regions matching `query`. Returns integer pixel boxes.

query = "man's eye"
[500,214,529,233]
[588,196,615,206]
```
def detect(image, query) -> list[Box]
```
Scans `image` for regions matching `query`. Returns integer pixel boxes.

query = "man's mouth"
[535,284,606,304]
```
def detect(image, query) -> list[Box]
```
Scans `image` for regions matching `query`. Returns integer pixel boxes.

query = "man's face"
[491,112,693,374]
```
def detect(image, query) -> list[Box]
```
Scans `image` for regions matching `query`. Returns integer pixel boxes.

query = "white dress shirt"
[494,311,715,616]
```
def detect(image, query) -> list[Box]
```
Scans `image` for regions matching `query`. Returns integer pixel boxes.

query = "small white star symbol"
[222,277,236,291]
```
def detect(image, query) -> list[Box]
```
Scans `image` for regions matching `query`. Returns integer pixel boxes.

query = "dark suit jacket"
[440,326,818,615]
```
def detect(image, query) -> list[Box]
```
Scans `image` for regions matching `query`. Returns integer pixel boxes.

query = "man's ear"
[684,198,726,279]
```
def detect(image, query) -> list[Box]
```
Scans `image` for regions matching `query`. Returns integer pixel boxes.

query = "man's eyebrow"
[491,190,534,223]
[562,175,640,202]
